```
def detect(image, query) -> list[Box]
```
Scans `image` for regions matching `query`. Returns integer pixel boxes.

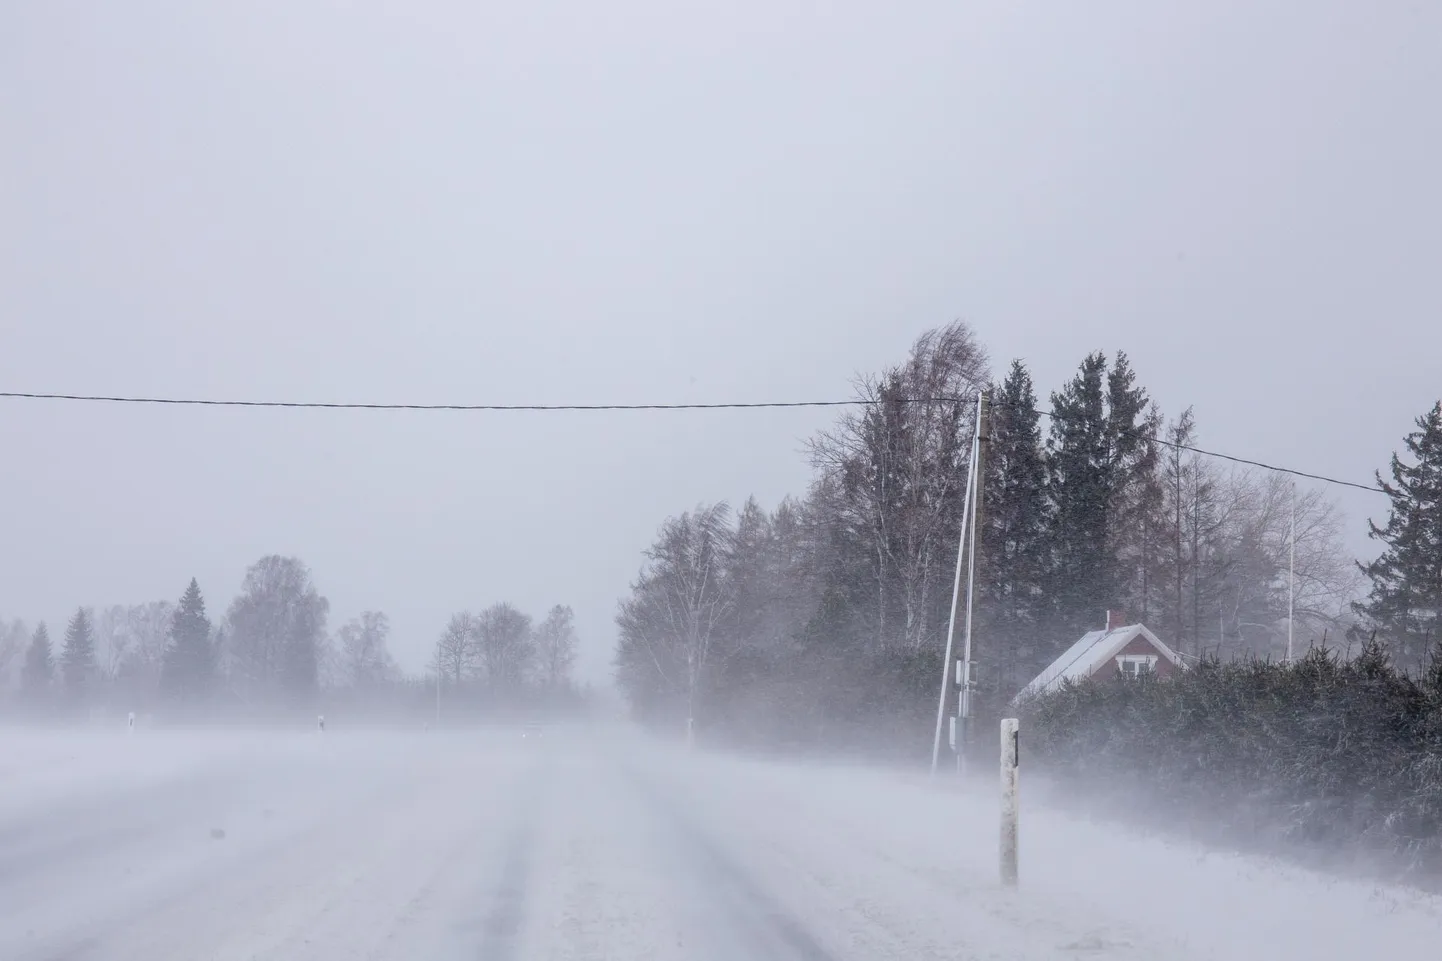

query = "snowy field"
[0,725,1437,960]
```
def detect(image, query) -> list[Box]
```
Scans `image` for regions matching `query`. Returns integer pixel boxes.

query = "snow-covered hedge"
[1022,639,1442,880]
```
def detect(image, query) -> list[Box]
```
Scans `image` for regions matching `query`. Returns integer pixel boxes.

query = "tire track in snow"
[473,748,552,961]
[476,819,535,960]
[621,762,838,961]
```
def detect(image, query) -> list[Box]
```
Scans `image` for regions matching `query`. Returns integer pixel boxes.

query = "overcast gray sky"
[2,1,1438,681]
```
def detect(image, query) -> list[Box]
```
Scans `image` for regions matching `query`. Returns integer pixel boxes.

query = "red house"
[1014,610,1185,702]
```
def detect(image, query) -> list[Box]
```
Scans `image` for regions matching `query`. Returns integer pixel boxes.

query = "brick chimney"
[1105,609,1127,632]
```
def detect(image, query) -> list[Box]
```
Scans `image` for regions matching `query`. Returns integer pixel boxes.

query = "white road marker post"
[127,711,135,735]
[317,714,325,734]
[1000,717,1019,887]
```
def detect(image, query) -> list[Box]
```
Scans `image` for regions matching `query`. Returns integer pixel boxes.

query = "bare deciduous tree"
[338,611,397,688]
[0,617,27,694]
[94,605,132,683]
[615,503,737,728]
[1217,471,1362,659]
[434,611,479,685]
[475,603,534,689]
[225,555,329,702]
[533,605,578,690]
[808,322,988,652]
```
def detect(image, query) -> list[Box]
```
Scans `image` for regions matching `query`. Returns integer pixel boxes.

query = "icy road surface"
[0,727,1437,960]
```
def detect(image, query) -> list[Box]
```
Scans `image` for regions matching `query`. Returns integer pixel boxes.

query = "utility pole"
[931,420,979,777]
[931,391,987,777]
[958,391,987,777]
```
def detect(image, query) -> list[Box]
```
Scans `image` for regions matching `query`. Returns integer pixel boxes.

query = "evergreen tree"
[979,360,1051,696]
[1355,400,1442,671]
[1105,354,1162,618]
[21,622,54,695]
[161,578,214,703]
[61,607,97,701]
[1043,351,1155,641]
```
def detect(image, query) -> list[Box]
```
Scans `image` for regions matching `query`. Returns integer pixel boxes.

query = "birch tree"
[615,503,737,726]
[809,323,987,652]
[533,605,578,690]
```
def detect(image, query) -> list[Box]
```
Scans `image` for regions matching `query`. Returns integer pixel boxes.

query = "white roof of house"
[1014,624,1183,702]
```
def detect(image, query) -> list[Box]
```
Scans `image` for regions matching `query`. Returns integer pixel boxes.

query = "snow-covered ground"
[0,725,1436,960]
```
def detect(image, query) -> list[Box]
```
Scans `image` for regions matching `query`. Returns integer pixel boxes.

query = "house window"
[1117,655,1158,677]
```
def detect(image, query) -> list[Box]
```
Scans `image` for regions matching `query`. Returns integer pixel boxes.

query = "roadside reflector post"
[127,711,135,735]
[1000,717,1019,887]
[317,714,325,734]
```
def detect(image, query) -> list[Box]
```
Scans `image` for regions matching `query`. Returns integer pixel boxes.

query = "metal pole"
[1287,481,1296,663]
[931,432,979,776]
[958,393,985,777]
[1000,718,1019,886]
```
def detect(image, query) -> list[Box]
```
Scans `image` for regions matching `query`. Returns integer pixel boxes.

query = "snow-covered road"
[0,726,1437,960]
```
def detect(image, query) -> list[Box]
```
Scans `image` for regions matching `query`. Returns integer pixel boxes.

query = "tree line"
[1,554,583,722]
[614,321,1439,757]
[430,603,581,714]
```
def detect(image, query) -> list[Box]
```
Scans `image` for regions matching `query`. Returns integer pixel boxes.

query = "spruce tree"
[162,578,214,703]
[1355,400,1442,671]
[1043,351,1155,641]
[21,622,54,694]
[980,360,1051,694]
[61,607,97,701]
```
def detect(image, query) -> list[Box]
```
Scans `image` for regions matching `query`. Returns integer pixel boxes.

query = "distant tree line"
[0,554,585,723]
[614,322,1436,759]
[429,602,582,717]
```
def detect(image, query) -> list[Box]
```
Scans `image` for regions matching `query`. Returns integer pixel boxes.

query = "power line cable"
[0,389,1388,496]
[0,391,861,412]
[1025,407,1385,496]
